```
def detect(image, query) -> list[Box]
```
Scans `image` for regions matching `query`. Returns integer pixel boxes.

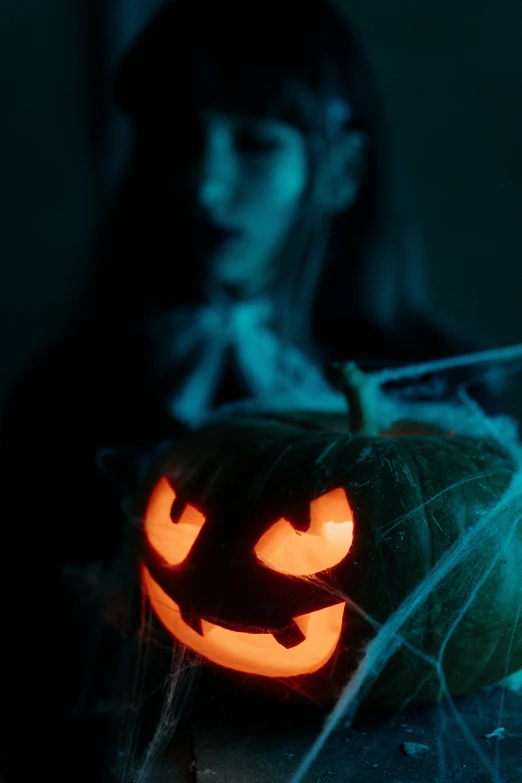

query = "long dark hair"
[85,0,427,361]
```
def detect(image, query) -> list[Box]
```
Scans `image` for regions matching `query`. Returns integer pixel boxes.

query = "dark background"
[2,0,522,410]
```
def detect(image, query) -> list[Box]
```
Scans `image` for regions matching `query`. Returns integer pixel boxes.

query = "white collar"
[141,294,346,428]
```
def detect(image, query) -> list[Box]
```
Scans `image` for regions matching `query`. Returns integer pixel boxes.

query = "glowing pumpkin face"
[142,478,353,677]
[136,410,522,709]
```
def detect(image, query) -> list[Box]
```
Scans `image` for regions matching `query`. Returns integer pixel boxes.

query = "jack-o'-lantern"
[133,364,522,709]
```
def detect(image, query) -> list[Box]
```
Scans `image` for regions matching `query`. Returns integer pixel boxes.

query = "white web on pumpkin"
[88,342,522,783]
[287,345,522,783]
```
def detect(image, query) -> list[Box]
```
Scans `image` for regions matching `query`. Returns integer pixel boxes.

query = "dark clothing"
[0,314,507,781]
[0,326,186,783]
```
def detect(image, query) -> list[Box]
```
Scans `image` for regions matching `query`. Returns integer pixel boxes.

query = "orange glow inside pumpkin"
[142,565,345,677]
[254,487,354,576]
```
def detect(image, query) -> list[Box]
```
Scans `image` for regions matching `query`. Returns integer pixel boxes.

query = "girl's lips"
[190,223,243,250]
[201,225,241,241]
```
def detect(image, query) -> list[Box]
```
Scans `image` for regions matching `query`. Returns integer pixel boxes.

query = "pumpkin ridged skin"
[134,412,522,710]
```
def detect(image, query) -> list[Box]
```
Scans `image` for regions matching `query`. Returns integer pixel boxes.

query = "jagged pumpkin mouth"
[142,566,345,677]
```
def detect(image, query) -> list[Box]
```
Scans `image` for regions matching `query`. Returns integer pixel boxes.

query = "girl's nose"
[189,131,237,211]
[197,175,234,208]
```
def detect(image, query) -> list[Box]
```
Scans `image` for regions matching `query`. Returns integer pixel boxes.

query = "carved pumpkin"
[133,365,522,709]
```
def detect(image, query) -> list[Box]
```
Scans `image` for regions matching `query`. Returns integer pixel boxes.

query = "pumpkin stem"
[332,361,380,435]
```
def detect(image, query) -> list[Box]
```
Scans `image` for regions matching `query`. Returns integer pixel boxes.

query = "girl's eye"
[236,131,282,154]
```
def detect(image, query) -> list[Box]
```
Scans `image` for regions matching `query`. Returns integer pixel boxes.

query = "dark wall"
[2,0,522,406]
[1,0,93,401]
[348,0,522,346]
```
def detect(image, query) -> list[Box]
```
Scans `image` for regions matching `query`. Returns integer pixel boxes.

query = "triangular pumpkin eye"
[144,476,206,565]
[254,487,354,576]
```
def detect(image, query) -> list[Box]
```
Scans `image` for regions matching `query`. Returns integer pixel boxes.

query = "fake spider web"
[82,342,522,782]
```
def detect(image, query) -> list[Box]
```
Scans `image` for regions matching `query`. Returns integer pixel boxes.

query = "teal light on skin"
[168,111,366,300]
[185,112,310,298]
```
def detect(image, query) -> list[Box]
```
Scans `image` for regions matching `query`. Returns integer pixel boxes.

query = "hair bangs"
[114,0,354,140]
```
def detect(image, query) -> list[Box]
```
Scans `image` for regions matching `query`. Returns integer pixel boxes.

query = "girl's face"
[165,111,310,298]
